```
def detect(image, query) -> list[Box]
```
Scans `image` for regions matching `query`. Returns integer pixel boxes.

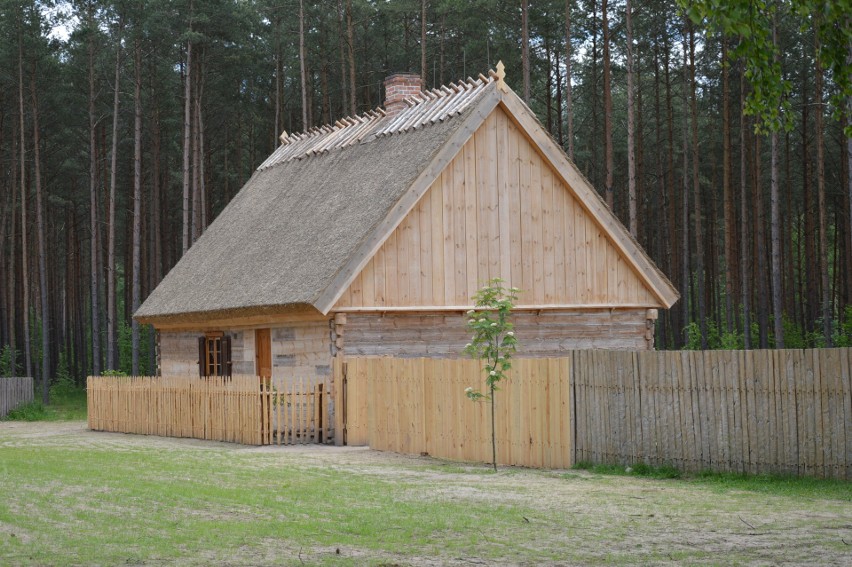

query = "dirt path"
[2,421,851,566]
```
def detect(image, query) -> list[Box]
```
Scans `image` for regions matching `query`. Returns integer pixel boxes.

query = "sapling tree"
[463,278,519,471]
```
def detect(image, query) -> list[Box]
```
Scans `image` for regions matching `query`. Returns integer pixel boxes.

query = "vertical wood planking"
[496,107,512,280]
[529,147,543,298]
[840,349,852,479]
[464,135,479,298]
[430,175,444,305]
[418,185,432,305]
[442,162,456,304]
[384,231,399,305]
[0,377,34,419]
[541,163,555,302]
[507,118,523,290]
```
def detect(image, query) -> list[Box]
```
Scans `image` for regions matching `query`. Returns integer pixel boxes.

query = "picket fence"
[1,377,34,418]
[87,375,331,445]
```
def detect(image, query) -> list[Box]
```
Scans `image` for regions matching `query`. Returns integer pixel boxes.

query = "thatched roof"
[136,76,496,323]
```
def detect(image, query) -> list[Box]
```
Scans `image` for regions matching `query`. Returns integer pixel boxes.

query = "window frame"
[198,332,232,377]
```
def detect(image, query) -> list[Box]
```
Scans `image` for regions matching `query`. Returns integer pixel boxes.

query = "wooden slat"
[86,374,330,447]
[519,137,534,296]
[464,134,479,297]
[0,377,34,418]
[430,175,444,305]
[496,107,512,280]
[843,349,852,480]
[507,118,523,291]
[541,163,555,302]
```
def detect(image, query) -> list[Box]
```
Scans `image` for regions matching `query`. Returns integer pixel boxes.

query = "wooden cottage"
[135,64,678,383]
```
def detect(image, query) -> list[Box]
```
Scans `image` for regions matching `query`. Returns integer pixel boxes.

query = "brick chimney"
[383,73,423,117]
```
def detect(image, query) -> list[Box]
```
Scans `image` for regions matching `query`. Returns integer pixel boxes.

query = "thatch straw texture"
[136,100,481,321]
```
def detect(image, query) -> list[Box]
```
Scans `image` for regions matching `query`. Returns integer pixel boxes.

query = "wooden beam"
[148,307,330,332]
[332,303,662,313]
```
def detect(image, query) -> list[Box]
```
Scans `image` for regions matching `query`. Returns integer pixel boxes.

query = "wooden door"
[255,328,272,379]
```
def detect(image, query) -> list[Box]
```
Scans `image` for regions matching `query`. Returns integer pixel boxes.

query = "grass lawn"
[0,421,850,566]
[2,388,87,421]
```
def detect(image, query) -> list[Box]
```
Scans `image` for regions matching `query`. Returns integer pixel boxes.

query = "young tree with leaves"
[463,279,519,472]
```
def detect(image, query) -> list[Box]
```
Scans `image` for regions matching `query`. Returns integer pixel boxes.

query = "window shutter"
[198,337,206,377]
[222,336,232,377]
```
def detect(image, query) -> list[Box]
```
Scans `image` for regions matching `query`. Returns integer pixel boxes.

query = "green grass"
[572,460,851,500]
[690,470,852,501]
[572,460,682,479]
[0,437,539,565]
[2,389,87,422]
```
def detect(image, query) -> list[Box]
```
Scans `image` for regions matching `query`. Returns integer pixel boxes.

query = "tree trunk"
[521,0,530,104]
[545,37,553,133]
[555,44,564,146]
[192,56,204,240]
[521,0,530,102]
[182,6,193,255]
[688,24,707,349]
[722,40,736,335]
[107,18,123,371]
[680,30,691,346]
[847,101,852,308]
[87,3,101,375]
[7,117,17,370]
[30,65,49,402]
[564,0,574,160]
[320,61,330,125]
[755,135,770,349]
[801,67,819,336]
[346,0,356,115]
[664,32,680,347]
[439,12,444,85]
[814,35,832,345]
[770,128,783,346]
[18,21,32,378]
[626,0,637,237]
[590,0,599,188]
[132,37,142,376]
[602,0,614,211]
[299,0,309,130]
[421,0,427,85]
[275,12,284,139]
[653,40,670,347]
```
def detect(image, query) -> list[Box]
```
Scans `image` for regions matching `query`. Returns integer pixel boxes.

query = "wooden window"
[198,333,232,377]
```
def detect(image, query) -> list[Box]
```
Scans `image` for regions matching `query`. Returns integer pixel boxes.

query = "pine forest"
[0,0,851,398]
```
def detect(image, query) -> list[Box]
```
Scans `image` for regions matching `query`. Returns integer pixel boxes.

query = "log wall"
[341,309,653,357]
[158,319,333,381]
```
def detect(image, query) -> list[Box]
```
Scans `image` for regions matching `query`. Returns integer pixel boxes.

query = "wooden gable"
[333,105,663,311]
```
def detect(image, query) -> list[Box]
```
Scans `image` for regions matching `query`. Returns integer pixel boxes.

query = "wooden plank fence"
[572,349,852,479]
[88,375,332,446]
[336,357,572,469]
[1,377,34,418]
[338,348,851,479]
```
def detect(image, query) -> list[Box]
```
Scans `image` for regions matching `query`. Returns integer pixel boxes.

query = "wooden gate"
[259,376,334,445]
